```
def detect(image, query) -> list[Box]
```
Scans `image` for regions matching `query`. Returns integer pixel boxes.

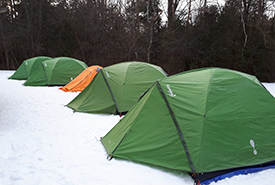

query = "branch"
[256,25,271,49]
[240,12,248,57]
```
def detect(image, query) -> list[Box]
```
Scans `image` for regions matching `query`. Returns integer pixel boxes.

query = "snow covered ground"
[1,70,275,185]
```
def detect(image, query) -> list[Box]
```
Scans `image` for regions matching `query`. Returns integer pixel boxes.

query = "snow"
[0,70,275,185]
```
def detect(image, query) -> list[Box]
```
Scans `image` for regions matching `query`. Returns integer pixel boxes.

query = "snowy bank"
[0,70,275,185]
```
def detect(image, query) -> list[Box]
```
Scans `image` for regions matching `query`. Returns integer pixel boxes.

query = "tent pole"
[156,81,196,174]
[100,69,120,114]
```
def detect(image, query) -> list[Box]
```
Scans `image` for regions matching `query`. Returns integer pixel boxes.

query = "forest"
[1,0,275,82]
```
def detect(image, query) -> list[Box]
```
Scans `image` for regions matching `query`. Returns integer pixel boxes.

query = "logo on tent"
[250,139,257,155]
[166,84,176,97]
[106,71,111,78]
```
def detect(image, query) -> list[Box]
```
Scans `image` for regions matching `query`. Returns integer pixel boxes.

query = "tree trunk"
[0,18,9,69]
[187,0,192,24]
[168,0,175,27]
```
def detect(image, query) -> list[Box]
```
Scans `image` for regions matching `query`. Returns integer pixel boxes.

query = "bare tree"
[168,0,181,27]
[146,0,162,63]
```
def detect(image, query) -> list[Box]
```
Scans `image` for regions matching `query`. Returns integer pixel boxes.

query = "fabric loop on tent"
[156,81,196,174]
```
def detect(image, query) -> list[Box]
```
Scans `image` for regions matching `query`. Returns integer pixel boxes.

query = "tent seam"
[109,133,128,156]
[41,62,49,85]
[49,58,60,85]
[198,69,214,169]
[101,69,120,113]
[156,81,196,174]
[69,70,93,91]
[23,62,28,77]
[121,62,132,110]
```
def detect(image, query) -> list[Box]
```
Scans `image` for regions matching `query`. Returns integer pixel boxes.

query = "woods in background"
[1,0,275,81]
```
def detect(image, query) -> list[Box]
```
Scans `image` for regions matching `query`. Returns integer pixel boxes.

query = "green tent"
[67,61,167,114]
[8,56,52,80]
[24,57,87,86]
[101,67,275,182]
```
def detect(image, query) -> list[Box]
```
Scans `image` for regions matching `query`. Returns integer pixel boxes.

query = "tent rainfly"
[24,57,87,86]
[8,56,52,80]
[67,61,167,115]
[60,65,102,92]
[101,67,275,185]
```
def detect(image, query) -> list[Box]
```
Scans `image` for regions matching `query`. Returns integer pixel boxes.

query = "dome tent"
[8,56,52,80]
[60,65,102,92]
[67,61,167,115]
[24,57,87,86]
[101,67,275,184]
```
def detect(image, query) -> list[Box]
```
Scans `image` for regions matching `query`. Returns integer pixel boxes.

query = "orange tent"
[60,65,102,92]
